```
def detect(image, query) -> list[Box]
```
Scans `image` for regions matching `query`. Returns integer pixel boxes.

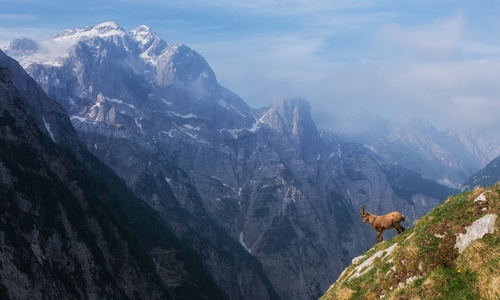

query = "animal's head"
[360,206,369,223]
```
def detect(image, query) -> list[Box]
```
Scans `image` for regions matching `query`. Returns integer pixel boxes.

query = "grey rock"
[455,214,497,253]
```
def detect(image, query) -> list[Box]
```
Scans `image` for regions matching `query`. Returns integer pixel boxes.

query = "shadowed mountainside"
[0,52,224,299]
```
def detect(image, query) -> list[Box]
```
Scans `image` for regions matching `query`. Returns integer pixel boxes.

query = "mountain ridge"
[334,111,499,189]
[462,155,500,191]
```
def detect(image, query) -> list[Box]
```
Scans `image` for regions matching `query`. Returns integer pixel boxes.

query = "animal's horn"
[360,206,365,214]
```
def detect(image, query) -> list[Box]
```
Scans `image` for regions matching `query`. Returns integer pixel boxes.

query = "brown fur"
[360,206,405,244]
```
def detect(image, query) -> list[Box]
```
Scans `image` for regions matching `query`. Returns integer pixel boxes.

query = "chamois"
[360,206,405,244]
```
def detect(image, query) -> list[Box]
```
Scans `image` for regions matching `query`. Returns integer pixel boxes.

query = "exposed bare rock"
[455,214,497,253]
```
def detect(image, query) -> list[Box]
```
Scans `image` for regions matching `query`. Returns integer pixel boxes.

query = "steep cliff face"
[3,22,465,300]
[0,51,224,300]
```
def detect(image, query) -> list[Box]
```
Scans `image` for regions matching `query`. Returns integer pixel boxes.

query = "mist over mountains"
[334,111,498,189]
[2,21,499,299]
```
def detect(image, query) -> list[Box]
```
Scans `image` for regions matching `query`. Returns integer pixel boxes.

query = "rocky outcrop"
[455,214,497,252]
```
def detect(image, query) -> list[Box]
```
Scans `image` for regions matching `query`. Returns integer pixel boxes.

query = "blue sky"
[2,0,500,138]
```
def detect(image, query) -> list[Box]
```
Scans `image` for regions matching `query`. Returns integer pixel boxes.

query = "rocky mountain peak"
[259,98,321,164]
[54,21,126,43]
[129,25,168,61]
[7,37,39,55]
[156,43,217,87]
[130,25,160,46]
[54,22,133,61]
[4,22,134,68]
[261,99,313,134]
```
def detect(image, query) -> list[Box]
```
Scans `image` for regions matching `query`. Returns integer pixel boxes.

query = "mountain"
[336,111,499,189]
[3,22,475,299]
[0,50,224,299]
[462,155,500,191]
[321,184,500,299]
[5,22,279,300]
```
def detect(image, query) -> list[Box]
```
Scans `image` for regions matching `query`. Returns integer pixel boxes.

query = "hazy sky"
[2,0,500,138]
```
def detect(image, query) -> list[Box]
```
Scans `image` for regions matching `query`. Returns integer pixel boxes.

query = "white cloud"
[0,14,36,21]
[380,13,464,57]
[2,1,500,141]
[308,58,500,140]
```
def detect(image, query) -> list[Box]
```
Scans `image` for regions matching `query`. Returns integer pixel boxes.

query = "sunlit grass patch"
[321,184,500,300]
[457,239,500,299]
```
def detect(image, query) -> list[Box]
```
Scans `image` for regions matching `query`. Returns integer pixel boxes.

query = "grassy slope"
[321,184,500,300]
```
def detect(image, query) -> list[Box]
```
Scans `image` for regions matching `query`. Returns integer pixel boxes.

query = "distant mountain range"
[462,155,500,191]
[335,111,499,189]
[2,21,498,299]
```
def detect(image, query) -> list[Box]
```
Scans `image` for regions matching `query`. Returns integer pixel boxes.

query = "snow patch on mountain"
[134,117,145,135]
[54,21,126,44]
[239,231,252,254]
[173,122,198,140]
[161,129,176,138]
[437,177,460,190]
[106,97,137,110]
[129,25,155,46]
[162,98,173,106]
[70,115,88,122]
[169,111,198,119]
[42,116,55,142]
[5,22,141,68]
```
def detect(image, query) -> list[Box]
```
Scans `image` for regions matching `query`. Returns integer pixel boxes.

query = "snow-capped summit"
[130,25,160,47]
[4,22,132,67]
[130,25,168,65]
[53,21,132,54]
[54,21,126,43]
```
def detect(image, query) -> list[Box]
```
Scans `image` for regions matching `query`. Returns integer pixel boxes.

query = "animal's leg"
[394,222,405,234]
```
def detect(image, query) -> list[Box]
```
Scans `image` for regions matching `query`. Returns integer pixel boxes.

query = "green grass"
[321,184,500,300]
